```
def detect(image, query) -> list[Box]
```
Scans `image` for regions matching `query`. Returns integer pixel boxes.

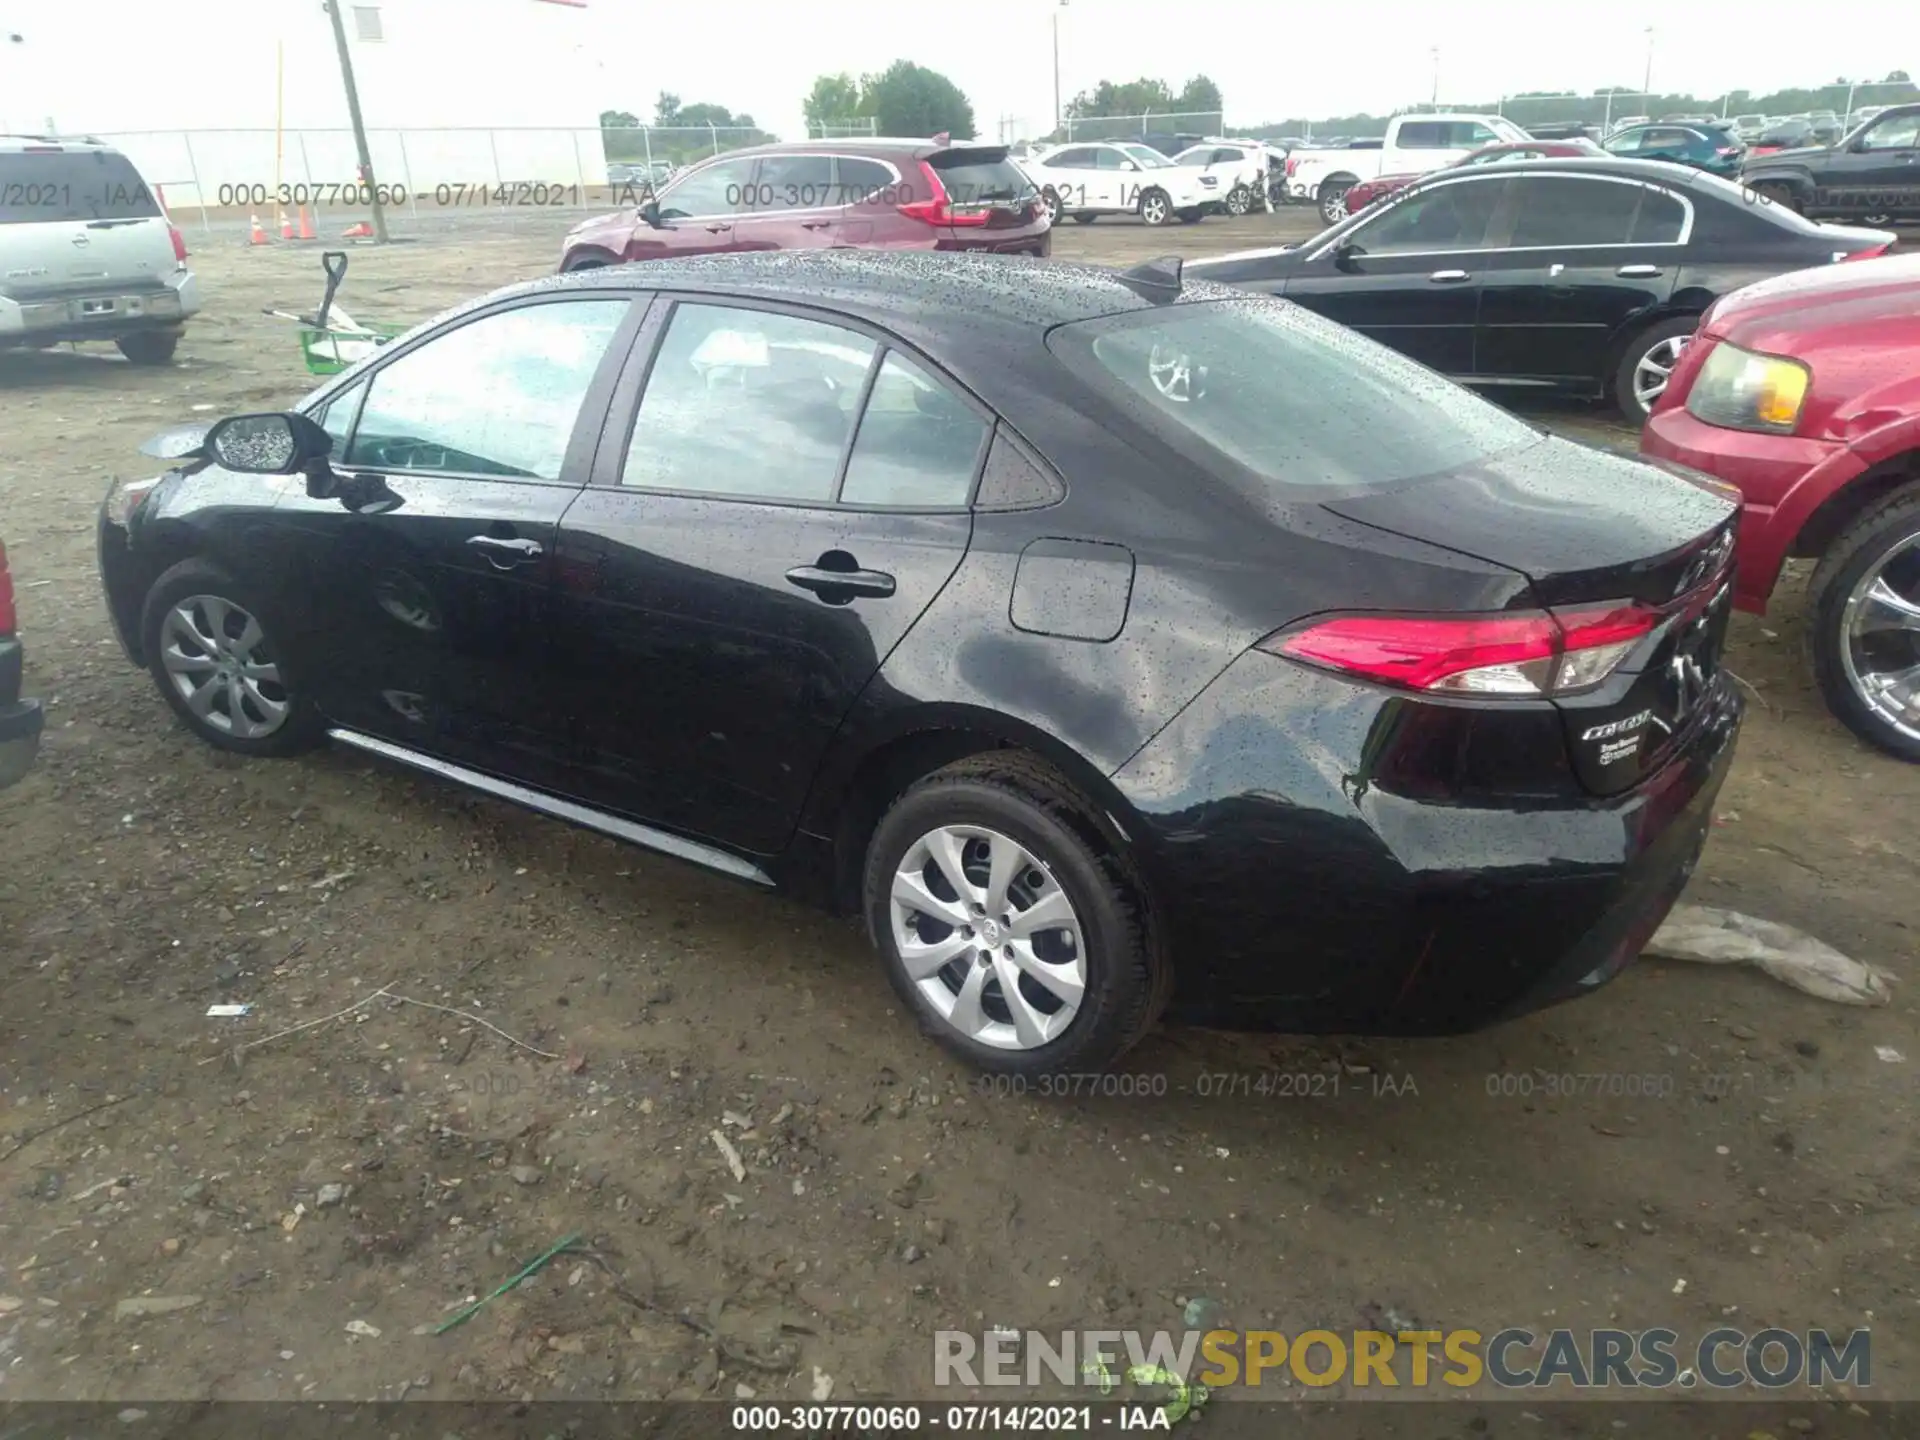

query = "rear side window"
[839,352,988,508]
[1629,188,1687,243]
[1509,177,1642,247]
[1049,295,1539,496]
[749,154,835,210]
[836,157,896,201]
[0,150,161,225]
[1397,122,1448,149]
[927,148,1033,205]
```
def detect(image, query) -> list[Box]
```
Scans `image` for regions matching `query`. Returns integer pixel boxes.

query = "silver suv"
[1,136,200,363]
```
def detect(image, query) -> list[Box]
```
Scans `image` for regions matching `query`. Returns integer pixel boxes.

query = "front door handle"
[800,219,833,230]
[1428,269,1471,283]
[704,222,733,234]
[786,564,896,600]
[467,534,544,568]
[1617,264,1663,277]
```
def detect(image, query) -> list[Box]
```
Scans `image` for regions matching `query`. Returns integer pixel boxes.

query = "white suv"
[1170,139,1274,215]
[1022,142,1212,227]
[0,136,200,364]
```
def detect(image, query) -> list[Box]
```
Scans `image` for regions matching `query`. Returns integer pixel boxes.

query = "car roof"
[0,134,122,155]
[1417,155,1734,187]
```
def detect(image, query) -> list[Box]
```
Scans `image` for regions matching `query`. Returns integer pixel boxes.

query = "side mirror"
[1121,160,1139,172]
[205,412,333,475]
[640,199,663,227]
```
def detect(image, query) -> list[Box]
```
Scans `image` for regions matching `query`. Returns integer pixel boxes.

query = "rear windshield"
[928,148,1034,205]
[1047,293,1540,494]
[0,150,161,225]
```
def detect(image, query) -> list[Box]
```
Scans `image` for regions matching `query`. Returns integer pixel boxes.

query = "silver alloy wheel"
[1226,184,1252,216]
[159,594,292,740]
[1839,531,1920,745]
[1321,189,1349,223]
[1632,334,1689,412]
[1043,188,1062,224]
[1141,191,1169,225]
[889,824,1087,1051]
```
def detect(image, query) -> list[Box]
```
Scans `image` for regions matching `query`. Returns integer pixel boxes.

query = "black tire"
[1071,212,1096,224]
[561,249,616,273]
[1612,315,1701,427]
[117,332,179,365]
[1751,180,1802,214]
[1807,486,1920,762]
[1138,188,1173,227]
[1318,180,1354,225]
[862,752,1168,1076]
[1176,207,1204,224]
[139,558,324,758]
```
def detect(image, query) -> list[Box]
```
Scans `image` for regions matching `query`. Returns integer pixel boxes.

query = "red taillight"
[1285,156,1299,176]
[0,542,16,634]
[1843,242,1892,262]
[168,224,188,263]
[896,162,989,228]
[1264,604,1658,697]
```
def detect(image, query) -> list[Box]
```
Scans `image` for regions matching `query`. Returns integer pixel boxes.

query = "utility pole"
[1642,27,1655,110]
[1052,0,1067,138]
[324,0,389,243]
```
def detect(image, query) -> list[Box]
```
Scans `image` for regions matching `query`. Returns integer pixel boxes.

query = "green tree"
[1175,74,1223,117]
[803,73,866,132]
[1066,77,1175,118]
[859,60,975,138]
[1887,70,1911,83]
[653,92,682,127]
[599,109,639,129]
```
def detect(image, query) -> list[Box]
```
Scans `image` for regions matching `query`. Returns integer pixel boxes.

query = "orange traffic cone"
[342,220,374,239]
[279,210,295,240]
[296,206,316,240]
[248,213,270,246]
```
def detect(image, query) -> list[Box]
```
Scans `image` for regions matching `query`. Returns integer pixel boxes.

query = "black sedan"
[1190,156,1895,423]
[99,251,1741,1074]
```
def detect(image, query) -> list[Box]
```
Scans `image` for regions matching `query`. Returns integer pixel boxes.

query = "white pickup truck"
[1284,113,1531,224]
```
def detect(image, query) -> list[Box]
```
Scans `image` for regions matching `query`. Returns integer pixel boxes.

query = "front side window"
[1120,144,1172,169]
[1397,122,1448,149]
[1862,113,1920,150]
[1455,123,1502,147]
[1049,296,1538,496]
[345,300,628,480]
[1349,178,1504,253]
[655,158,758,219]
[840,353,988,508]
[1093,148,1129,171]
[315,379,367,452]
[622,304,874,502]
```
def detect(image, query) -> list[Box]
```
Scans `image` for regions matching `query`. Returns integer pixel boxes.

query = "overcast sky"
[2,0,1914,140]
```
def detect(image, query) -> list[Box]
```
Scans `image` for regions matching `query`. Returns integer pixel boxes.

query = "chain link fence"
[1058,111,1226,142]
[807,118,881,140]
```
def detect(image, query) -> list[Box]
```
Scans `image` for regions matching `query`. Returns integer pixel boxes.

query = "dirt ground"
[2,210,1917,1420]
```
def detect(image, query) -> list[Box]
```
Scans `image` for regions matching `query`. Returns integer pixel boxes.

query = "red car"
[1642,250,1920,760]
[560,138,1050,271]
[1,538,44,790]
[1338,138,1604,215]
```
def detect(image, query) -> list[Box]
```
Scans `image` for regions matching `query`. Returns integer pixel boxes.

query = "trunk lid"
[1323,436,1740,795]
[926,146,1042,231]
[0,147,176,301]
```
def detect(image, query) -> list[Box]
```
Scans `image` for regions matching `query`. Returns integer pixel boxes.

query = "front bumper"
[1641,405,1844,612]
[1110,650,1742,1034]
[0,638,43,789]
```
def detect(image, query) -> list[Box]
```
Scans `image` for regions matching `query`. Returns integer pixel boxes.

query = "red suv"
[1,538,44,790]
[1641,250,1920,761]
[560,139,1051,271]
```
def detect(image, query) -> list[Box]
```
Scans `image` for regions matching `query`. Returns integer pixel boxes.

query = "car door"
[1279,173,1507,376]
[1089,147,1133,211]
[623,156,759,259]
[1037,146,1101,212]
[1473,173,1684,385]
[1824,110,1920,216]
[266,294,640,790]
[732,152,842,251]
[548,297,988,855]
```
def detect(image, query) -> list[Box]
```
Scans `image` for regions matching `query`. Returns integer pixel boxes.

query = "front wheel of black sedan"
[1808,489,1920,762]
[863,754,1166,1075]
[140,558,323,758]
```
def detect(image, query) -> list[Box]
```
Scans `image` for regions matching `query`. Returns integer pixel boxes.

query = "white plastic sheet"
[1644,905,1896,1006]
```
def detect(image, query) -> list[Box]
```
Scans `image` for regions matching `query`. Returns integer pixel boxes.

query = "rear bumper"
[0,638,43,789]
[0,271,200,341]
[97,506,148,666]
[1641,406,1847,613]
[1110,651,1742,1034]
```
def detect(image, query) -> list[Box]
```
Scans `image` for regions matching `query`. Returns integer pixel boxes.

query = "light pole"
[1642,27,1655,109]
[1430,48,1440,107]
[1052,0,1067,138]
[323,0,389,244]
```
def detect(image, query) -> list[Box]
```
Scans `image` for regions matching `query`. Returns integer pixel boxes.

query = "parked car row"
[1740,102,1920,225]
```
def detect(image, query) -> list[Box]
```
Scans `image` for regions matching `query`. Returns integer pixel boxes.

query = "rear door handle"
[1428,269,1471,283]
[800,219,833,230]
[704,223,733,234]
[786,564,896,599]
[466,534,544,568]
[1617,264,1663,277]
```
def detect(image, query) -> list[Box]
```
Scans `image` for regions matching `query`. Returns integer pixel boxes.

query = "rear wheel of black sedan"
[139,558,323,758]
[863,753,1167,1075]
[1613,315,1699,426]
[1809,488,1920,762]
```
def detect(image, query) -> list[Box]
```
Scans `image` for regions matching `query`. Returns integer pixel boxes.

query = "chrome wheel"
[1225,184,1252,216]
[1042,188,1062,224]
[1140,191,1170,226]
[1320,187,1350,224]
[889,824,1087,1051]
[1840,531,1920,745]
[159,595,291,740]
[1633,334,1689,412]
